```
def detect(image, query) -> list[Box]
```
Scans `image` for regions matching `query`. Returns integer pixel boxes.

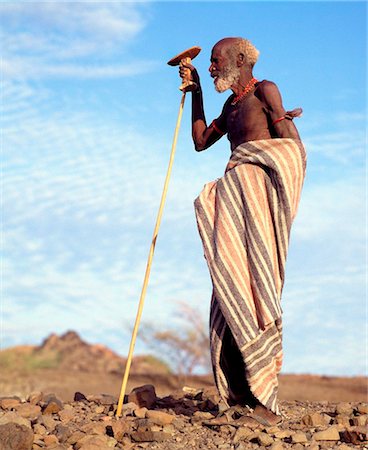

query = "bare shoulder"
[255,80,283,109]
[256,80,280,98]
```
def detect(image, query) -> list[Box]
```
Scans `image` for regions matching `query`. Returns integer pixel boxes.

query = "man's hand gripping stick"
[167,46,201,92]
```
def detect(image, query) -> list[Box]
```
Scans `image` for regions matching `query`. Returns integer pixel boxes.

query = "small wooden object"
[167,46,201,92]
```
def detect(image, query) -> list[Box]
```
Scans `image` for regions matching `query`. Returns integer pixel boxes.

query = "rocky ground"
[1,384,367,450]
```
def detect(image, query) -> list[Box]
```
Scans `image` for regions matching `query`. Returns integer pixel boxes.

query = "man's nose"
[209,63,214,73]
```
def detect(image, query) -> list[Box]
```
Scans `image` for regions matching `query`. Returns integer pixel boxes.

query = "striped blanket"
[194,138,306,413]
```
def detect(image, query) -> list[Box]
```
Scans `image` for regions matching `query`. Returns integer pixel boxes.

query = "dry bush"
[140,302,211,375]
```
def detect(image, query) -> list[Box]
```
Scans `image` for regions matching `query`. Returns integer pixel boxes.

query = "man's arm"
[257,81,301,140]
[180,64,226,151]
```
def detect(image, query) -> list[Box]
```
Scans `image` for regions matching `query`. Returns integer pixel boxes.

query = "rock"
[334,414,351,426]
[145,410,175,425]
[27,391,43,405]
[270,443,284,450]
[130,430,172,442]
[256,432,274,446]
[42,395,63,415]
[58,408,75,424]
[127,385,157,409]
[74,392,87,402]
[339,445,354,450]
[87,394,117,406]
[0,397,21,410]
[38,414,57,431]
[33,423,47,436]
[352,414,368,426]
[274,430,292,439]
[302,412,331,427]
[134,407,148,418]
[81,422,106,435]
[192,411,215,420]
[54,424,72,443]
[292,444,305,450]
[292,431,308,443]
[357,403,368,414]
[340,429,360,444]
[66,430,86,445]
[0,411,31,429]
[75,434,115,449]
[233,427,253,443]
[43,434,59,446]
[335,402,353,415]
[0,423,34,450]
[16,403,41,420]
[313,426,340,441]
[306,444,319,450]
[111,419,131,442]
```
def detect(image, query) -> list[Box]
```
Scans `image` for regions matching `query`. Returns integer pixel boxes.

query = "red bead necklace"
[231,77,258,105]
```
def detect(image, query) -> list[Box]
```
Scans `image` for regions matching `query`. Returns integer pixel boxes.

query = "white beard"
[214,65,241,93]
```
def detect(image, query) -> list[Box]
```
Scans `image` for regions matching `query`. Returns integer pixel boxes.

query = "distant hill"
[0,330,171,375]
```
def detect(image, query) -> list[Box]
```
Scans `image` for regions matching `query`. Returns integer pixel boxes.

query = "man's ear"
[237,53,245,67]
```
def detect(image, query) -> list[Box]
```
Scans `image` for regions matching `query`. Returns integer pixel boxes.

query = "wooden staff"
[116,46,201,417]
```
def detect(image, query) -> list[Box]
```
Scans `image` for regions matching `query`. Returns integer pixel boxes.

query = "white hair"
[223,37,260,67]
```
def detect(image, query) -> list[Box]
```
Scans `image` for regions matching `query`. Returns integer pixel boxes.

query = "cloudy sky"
[1,1,366,376]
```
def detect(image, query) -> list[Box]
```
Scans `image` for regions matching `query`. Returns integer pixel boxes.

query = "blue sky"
[1,1,366,376]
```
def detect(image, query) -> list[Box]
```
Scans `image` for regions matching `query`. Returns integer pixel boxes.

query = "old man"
[180,37,306,425]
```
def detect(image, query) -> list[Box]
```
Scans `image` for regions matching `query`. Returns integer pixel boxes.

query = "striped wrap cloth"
[194,138,306,413]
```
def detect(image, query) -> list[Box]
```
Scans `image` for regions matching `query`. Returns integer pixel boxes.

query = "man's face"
[209,44,240,93]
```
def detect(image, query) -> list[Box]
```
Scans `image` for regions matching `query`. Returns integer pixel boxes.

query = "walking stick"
[116,46,201,417]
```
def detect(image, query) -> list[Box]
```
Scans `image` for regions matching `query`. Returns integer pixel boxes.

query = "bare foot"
[251,404,282,426]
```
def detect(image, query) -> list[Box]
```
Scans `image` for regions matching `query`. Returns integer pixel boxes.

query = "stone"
[291,432,308,443]
[81,422,106,435]
[313,426,340,441]
[338,445,353,450]
[94,405,105,414]
[33,423,47,435]
[274,430,292,439]
[0,397,21,410]
[75,434,112,449]
[16,403,42,420]
[335,402,353,415]
[145,410,175,425]
[256,432,274,446]
[340,429,360,444]
[43,398,63,415]
[292,444,305,450]
[0,411,31,429]
[192,411,215,420]
[54,424,72,443]
[127,385,157,409]
[66,431,86,445]
[130,430,171,442]
[270,443,284,450]
[111,419,131,442]
[357,403,368,414]
[74,392,87,402]
[0,423,34,450]
[302,412,331,427]
[352,414,368,426]
[88,394,117,406]
[334,414,351,426]
[38,414,57,431]
[134,407,148,418]
[43,434,59,446]
[27,391,43,405]
[306,444,319,450]
[58,408,75,424]
[233,427,253,443]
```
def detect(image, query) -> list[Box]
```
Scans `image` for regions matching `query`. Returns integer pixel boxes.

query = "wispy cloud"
[1,2,155,79]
